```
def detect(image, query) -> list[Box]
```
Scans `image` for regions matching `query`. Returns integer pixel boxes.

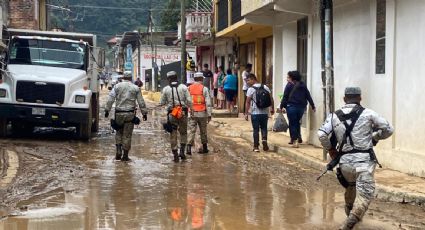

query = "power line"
[68,5,181,11]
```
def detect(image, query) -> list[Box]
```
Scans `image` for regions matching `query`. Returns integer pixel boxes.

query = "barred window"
[376,0,386,74]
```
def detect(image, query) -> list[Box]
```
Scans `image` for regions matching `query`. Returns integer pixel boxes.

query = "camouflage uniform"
[318,103,393,229]
[187,83,212,147]
[160,82,193,151]
[106,80,147,151]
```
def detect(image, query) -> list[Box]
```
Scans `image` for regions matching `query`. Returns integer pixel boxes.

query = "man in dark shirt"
[202,63,213,91]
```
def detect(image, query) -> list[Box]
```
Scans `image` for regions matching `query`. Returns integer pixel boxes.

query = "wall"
[241,0,274,16]
[389,0,425,176]
[9,0,38,30]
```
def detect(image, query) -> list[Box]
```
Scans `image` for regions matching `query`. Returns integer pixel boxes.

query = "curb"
[215,122,425,207]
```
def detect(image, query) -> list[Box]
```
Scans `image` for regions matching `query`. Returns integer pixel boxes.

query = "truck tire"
[91,94,99,133]
[0,118,7,137]
[11,121,34,135]
[77,103,93,140]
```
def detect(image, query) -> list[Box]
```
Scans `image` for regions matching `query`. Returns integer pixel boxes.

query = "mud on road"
[0,100,424,229]
[0,139,86,215]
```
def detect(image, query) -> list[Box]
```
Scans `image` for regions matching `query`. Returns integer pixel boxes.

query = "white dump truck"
[0,29,105,139]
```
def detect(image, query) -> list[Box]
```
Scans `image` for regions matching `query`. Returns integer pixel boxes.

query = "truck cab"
[0,29,104,139]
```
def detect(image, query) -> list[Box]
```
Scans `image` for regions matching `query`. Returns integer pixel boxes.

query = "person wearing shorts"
[223,68,238,113]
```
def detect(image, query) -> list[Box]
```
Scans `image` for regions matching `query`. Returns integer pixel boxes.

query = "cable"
[67,5,181,11]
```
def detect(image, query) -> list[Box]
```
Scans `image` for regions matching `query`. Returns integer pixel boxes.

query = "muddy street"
[0,97,424,230]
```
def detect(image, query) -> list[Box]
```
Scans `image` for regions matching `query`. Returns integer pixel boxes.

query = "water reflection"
[0,128,396,230]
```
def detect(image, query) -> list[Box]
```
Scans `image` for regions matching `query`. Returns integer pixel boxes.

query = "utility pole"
[321,0,334,160]
[138,28,141,84]
[149,7,155,91]
[180,0,187,84]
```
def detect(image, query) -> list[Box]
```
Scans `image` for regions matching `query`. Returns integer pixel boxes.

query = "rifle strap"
[335,105,365,153]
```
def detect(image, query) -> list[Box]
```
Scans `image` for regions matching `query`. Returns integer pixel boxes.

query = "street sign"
[124,62,133,70]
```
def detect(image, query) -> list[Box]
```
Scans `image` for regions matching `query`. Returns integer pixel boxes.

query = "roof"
[7,28,96,45]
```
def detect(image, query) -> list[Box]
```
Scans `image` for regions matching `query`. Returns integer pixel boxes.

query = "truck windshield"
[8,38,86,70]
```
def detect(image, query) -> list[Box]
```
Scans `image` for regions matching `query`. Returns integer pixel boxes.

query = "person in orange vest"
[187,72,212,154]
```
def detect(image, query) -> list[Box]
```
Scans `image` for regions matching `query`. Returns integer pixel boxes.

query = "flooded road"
[0,98,424,229]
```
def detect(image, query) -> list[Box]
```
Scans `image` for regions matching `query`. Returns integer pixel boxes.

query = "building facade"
[8,0,47,30]
[242,0,425,176]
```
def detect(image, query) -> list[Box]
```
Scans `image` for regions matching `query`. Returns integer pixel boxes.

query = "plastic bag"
[272,113,288,132]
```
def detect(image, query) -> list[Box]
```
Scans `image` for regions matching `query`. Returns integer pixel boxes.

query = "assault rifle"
[316,140,382,181]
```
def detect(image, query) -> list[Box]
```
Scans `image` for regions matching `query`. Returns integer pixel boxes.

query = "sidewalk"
[210,117,425,207]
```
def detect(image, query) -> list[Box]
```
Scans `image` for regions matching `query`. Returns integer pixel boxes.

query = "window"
[376,0,386,74]
[231,0,242,24]
[297,17,308,83]
[9,38,87,70]
[217,0,228,32]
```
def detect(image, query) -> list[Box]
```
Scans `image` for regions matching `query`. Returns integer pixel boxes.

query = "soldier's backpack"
[253,85,272,109]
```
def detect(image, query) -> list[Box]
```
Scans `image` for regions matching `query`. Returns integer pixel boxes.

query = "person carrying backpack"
[279,70,316,148]
[317,87,393,230]
[245,74,275,152]
[160,71,193,162]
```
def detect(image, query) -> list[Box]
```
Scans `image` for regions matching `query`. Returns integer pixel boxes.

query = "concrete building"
[8,0,47,30]
[242,0,425,176]
[214,0,273,113]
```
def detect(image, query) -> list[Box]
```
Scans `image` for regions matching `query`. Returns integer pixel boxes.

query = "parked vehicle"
[0,29,105,139]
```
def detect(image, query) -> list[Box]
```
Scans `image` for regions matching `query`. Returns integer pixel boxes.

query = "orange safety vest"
[188,83,206,112]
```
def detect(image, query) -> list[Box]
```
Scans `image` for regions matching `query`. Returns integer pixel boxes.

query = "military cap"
[194,72,204,79]
[345,87,361,95]
[167,71,177,78]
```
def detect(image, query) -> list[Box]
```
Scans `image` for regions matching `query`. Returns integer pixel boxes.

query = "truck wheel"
[11,121,34,135]
[0,118,7,137]
[77,103,93,140]
[91,94,99,133]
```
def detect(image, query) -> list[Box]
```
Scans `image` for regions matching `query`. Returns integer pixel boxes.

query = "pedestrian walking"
[242,63,252,114]
[317,87,393,230]
[223,69,238,113]
[279,70,315,148]
[245,74,274,152]
[134,77,143,88]
[105,72,148,161]
[187,72,212,155]
[186,56,196,85]
[160,71,193,162]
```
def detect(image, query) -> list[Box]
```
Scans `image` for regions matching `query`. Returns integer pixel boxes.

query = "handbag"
[170,86,184,119]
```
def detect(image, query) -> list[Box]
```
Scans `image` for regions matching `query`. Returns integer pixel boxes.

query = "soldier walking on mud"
[317,87,393,230]
[160,71,193,162]
[105,72,148,161]
[187,72,212,155]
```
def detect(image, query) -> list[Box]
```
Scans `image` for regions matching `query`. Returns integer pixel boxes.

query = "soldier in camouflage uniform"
[160,71,193,162]
[105,72,148,161]
[317,87,393,230]
[187,72,212,155]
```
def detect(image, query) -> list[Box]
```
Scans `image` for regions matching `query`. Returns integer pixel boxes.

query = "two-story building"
[214,0,273,113]
[242,0,425,177]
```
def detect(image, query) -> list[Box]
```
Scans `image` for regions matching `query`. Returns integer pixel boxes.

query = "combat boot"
[172,150,179,162]
[121,150,131,161]
[179,144,187,160]
[339,214,359,230]
[198,143,209,154]
[115,144,122,160]
[186,145,192,155]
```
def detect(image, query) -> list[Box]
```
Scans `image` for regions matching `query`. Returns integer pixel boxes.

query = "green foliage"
[159,0,195,32]
[48,0,168,44]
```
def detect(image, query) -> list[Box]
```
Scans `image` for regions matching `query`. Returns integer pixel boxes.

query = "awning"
[215,18,272,38]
